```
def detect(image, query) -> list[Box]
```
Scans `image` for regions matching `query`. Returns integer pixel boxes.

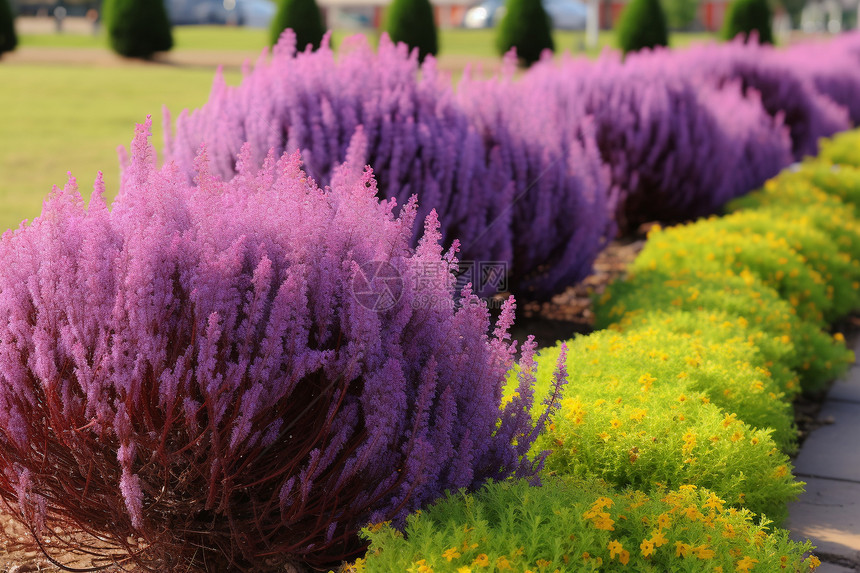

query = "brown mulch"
[510,238,645,348]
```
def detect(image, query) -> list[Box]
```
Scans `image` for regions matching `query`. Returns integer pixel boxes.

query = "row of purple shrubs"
[164,32,860,299]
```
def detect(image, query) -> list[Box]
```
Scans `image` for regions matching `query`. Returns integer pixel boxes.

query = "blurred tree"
[617,0,669,54]
[496,0,555,66]
[722,0,773,43]
[0,0,17,55]
[104,0,173,58]
[270,0,326,50]
[777,0,803,27]
[661,0,698,29]
[385,0,438,62]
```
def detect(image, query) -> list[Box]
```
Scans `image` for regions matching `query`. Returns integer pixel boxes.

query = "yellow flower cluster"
[583,497,616,531]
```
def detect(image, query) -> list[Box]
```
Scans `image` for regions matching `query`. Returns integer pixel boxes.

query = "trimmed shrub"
[612,310,800,412]
[495,0,555,66]
[662,0,699,29]
[525,343,802,522]
[632,222,832,323]
[708,211,860,319]
[816,131,860,168]
[385,0,437,62]
[616,0,669,55]
[353,478,818,572]
[0,0,16,55]
[0,119,556,571]
[269,0,325,50]
[594,269,853,393]
[722,0,773,44]
[103,0,173,58]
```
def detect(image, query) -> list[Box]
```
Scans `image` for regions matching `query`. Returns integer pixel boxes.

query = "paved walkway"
[788,337,860,572]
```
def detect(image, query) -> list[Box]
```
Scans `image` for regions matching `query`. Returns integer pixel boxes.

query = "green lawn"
[1,25,716,232]
[0,65,242,231]
[19,24,717,55]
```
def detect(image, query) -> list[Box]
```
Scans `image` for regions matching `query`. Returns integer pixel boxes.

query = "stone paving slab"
[830,370,860,404]
[816,562,858,573]
[793,400,860,482]
[788,477,860,561]
[831,338,860,403]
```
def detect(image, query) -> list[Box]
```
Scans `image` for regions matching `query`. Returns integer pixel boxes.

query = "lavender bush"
[0,118,555,571]
[166,32,612,299]
[455,53,613,297]
[166,32,512,270]
[514,51,791,231]
[673,39,851,159]
[782,36,860,126]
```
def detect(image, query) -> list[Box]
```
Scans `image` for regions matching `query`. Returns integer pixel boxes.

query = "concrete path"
[788,338,860,571]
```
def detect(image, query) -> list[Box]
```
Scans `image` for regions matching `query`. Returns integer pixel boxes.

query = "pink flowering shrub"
[512,51,791,232]
[673,39,851,160]
[782,37,860,126]
[456,54,614,297]
[0,119,555,571]
[165,32,614,299]
[166,33,514,273]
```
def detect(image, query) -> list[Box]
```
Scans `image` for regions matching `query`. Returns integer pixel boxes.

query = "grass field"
[19,24,716,56]
[0,65,243,231]
[1,24,716,232]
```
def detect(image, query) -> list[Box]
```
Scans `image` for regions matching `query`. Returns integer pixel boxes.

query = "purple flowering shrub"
[782,35,860,125]
[455,54,613,298]
[166,32,513,285]
[0,119,554,571]
[674,39,851,159]
[515,52,791,232]
[166,32,613,299]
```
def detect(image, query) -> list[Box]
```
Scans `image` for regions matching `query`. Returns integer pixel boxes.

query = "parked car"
[165,0,275,26]
[462,0,587,29]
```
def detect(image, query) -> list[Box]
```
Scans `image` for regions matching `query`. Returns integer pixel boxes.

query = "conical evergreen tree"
[104,0,173,58]
[496,0,554,67]
[617,0,669,54]
[385,0,438,62]
[270,0,326,51]
[0,0,17,56]
[722,0,774,44]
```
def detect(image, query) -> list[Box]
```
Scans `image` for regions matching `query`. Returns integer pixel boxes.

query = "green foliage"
[353,478,818,572]
[817,130,860,167]
[616,0,669,54]
[709,211,860,319]
[721,0,773,44]
[270,0,326,51]
[495,0,555,66]
[617,309,799,409]
[661,0,699,29]
[104,0,173,58]
[0,0,16,55]
[385,0,438,62]
[523,340,802,522]
[633,222,831,324]
[595,269,852,393]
